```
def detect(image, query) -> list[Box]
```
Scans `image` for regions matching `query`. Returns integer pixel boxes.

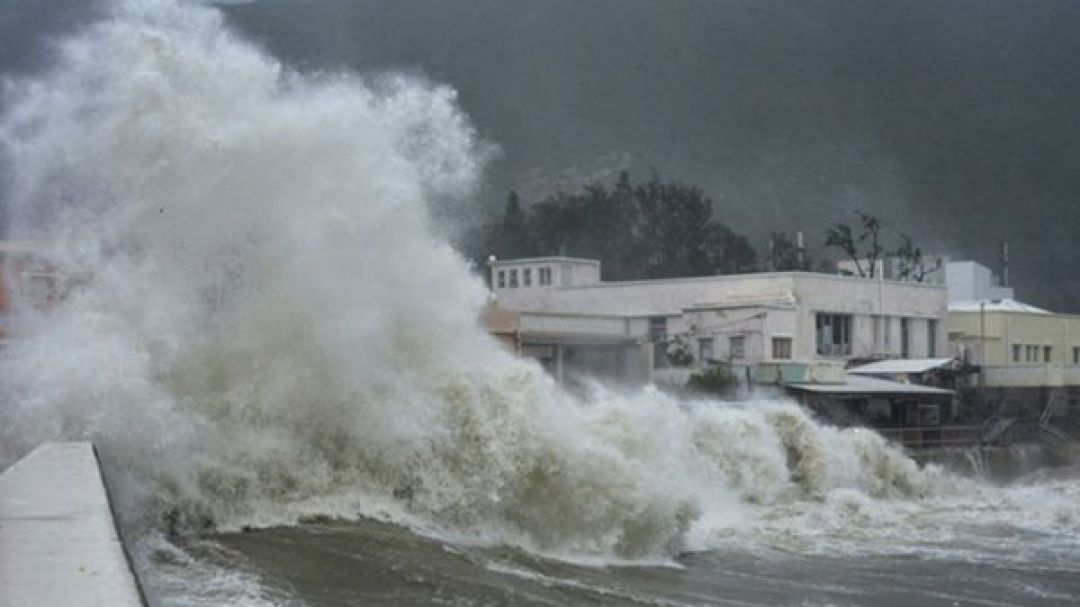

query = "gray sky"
[4,0,1080,310]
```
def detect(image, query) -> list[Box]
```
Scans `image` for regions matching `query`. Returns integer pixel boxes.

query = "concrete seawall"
[0,442,145,607]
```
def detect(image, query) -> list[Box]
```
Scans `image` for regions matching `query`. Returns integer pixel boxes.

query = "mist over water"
[1,1,1079,604]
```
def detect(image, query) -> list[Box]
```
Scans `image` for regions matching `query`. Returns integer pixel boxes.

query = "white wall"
[491,258,601,292]
[947,261,1014,303]
[496,272,797,316]
[494,268,948,366]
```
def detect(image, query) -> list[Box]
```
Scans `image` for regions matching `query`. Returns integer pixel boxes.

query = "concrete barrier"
[0,442,145,607]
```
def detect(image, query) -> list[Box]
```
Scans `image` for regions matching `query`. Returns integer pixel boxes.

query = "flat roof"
[847,358,955,375]
[786,374,954,396]
[949,299,1049,314]
[558,270,947,291]
[489,256,600,267]
[486,258,946,290]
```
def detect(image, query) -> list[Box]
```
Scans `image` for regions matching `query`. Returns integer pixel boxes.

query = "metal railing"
[876,425,984,449]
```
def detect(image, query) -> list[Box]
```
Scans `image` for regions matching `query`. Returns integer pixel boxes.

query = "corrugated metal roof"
[847,358,955,375]
[786,374,954,395]
[949,299,1049,314]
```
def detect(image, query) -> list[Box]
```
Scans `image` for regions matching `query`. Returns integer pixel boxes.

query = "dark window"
[649,317,668,368]
[497,270,506,289]
[508,269,519,288]
[900,318,910,358]
[523,268,532,287]
[772,337,792,360]
[698,337,714,366]
[649,317,667,341]
[927,320,937,357]
[816,313,852,356]
[729,335,745,360]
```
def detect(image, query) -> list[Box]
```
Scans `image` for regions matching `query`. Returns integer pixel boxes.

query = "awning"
[847,358,955,375]
[786,374,954,396]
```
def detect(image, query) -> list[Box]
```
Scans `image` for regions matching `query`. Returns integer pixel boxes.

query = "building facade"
[489,257,948,376]
[948,300,1080,390]
[946,261,1014,304]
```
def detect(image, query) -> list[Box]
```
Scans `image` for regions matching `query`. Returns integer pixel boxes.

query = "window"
[523,268,532,287]
[1014,344,1022,362]
[729,335,745,360]
[900,318,910,358]
[508,269,519,288]
[874,316,891,354]
[649,317,668,368]
[772,337,793,360]
[497,270,506,288]
[928,320,938,357]
[1026,345,1037,362]
[816,313,852,356]
[1074,347,1079,364]
[538,267,552,286]
[698,337,714,366]
[648,317,667,341]
[1044,346,1053,363]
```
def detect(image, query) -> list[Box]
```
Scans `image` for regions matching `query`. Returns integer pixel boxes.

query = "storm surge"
[0,0,1074,573]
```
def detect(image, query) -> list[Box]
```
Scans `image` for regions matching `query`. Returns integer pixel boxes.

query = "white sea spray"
[1,0,1078,571]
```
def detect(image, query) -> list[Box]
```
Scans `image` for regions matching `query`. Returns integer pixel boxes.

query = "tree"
[633,173,716,278]
[705,224,757,274]
[687,364,737,397]
[824,214,941,283]
[825,211,883,278]
[893,234,943,282]
[496,191,529,257]
[474,171,757,281]
[768,231,808,271]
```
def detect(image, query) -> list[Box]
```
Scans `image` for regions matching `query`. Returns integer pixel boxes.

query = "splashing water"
[1,1,1078,580]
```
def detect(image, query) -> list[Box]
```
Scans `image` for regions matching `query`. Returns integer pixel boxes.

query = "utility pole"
[1000,241,1009,287]
[979,301,987,406]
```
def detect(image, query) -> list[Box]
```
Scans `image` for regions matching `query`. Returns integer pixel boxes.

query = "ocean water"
[0,2,1078,605]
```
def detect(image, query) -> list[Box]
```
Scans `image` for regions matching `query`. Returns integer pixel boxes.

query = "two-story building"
[948,298,1080,418]
[488,256,948,380]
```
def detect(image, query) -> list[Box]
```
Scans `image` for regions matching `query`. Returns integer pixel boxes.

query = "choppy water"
[1,1,1079,605]
[140,504,1080,606]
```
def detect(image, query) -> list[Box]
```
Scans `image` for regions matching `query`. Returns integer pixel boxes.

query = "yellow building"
[948,299,1080,389]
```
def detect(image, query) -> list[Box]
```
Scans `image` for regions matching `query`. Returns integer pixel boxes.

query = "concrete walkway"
[0,442,144,607]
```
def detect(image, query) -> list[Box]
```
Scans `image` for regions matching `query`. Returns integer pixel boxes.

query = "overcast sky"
[3,0,1080,309]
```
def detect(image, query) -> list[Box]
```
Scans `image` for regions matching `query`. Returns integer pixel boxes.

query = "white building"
[489,257,948,376]
[946,261,1014,303]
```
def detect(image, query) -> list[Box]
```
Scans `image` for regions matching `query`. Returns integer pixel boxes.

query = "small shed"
[847,357,967,390]
[785,373,956,438]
